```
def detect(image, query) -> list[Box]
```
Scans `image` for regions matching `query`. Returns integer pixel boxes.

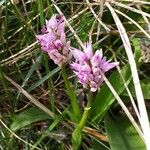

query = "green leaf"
[132,38,142,63]
[91,65,131,122]
[105,114,146,150]
[72,128,82,150]
[11,107,50,131]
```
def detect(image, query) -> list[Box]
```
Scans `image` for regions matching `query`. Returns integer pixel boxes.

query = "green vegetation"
[0,0,150,149]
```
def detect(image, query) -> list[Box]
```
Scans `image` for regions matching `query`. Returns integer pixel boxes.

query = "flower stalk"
[61,66,81,121]
[72,91,94,150]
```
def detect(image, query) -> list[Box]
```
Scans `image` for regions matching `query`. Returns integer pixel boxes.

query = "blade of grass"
[28,67,60,92]
[114,9,150,39]
[17,52,43,99]
[37,0,56,112]
[51,0,85,49]
[106,2,150,149]
[112,1,150,18]
[0,41,38,65]
[136,4,150,27]
[0,118,42,150]
[115,0,150,5]
[4,1,24,79]
[112,48,141,123]
[4,75,55,118]
[86,0,110,32]
[31,107,69,150]
[100,71,144,141]
[0,4,87,47]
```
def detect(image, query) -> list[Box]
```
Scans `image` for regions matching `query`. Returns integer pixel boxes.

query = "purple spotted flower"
[36,14,72,67]
[71,42,119,92]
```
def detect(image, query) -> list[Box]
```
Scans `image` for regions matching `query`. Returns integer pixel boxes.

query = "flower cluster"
[70,42,119,92]
[36,14,71,67]
[36,15,118,92]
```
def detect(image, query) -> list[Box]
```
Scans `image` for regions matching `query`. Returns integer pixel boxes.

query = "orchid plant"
[36,14,118,149]
[2,1,150,150]
[36,14,81,120]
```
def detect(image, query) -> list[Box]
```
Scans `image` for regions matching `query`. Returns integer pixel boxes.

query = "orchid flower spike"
[36,14,72,67]
[71,42,119,92]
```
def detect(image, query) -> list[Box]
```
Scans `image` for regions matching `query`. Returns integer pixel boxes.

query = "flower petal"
[84,42,93,59]
[54,39,63,49]
[90,81,98,92]
[70,41,119,92]
[91,49,103,67]
[36,33,56,52]
[71,48,87,62]
[70,63,82,71]
[101,61,119,72]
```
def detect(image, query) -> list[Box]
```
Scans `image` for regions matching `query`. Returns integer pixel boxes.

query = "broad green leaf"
[105,114,146,150]
[11,107,50,131]
[91,65,131,122]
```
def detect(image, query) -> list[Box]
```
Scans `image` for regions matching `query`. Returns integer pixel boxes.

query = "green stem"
[37,0,44,26]
[78,91,93,129]
[72,91,94,150]
[61,66,81,120]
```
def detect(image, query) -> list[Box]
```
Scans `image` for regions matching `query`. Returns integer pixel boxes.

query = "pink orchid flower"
[71,42,119,92]
[36,14,72,67]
